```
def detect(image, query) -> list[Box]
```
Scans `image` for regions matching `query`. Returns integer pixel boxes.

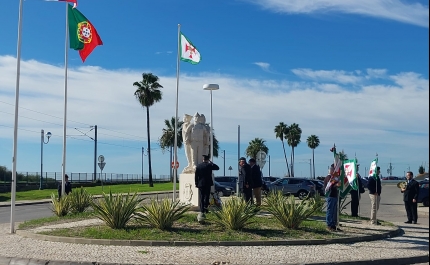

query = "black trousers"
[199,186,211,213]
[404,201,418,222]
[243,187,253,204]
[350,191,360,216]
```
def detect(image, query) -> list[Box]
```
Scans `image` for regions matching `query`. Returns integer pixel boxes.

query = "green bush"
[69,187,93,214]
[135,198,190,230]
[91,191,143,229]
[211,196,259,230]
[50,194,70,217]
[264,191,323,229]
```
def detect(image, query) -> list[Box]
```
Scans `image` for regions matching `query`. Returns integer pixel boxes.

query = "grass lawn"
[36,213,342,241]
[0,183,178,202]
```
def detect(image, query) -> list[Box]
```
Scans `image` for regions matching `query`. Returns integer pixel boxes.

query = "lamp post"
[40,129,52,190]
[203,84,219,161]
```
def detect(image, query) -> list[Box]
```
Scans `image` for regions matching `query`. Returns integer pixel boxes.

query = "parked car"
[262,176,281,183]
[214,181,234,197]
[360,177,369,189]
[417,181,429,207]
[265,178,316,200]
[309,180,324,196]
[214,176,237,192]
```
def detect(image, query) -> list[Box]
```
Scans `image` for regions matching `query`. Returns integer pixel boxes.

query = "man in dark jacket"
[57,174,72,199]
[401,171,420,224]
[350,167,365,217]
[239,157,253,203]
[249,158,263,206]
[195,155,220,214]
[367,167,382,225]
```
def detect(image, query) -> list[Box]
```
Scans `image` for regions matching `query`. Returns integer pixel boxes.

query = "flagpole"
[10,0,25,234]
[61,2,70,197]
[172,23,181,201]
[375,152,378,224]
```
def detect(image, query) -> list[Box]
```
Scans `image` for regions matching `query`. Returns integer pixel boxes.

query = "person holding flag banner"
[367,157,382,225]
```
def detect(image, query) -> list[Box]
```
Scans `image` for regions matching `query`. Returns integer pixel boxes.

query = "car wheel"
[423,197,429,207]
[297,190,309,200]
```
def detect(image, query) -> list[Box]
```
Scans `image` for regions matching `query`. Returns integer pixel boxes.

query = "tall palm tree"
[286,123,302,177]
[159,117,183,182]
[133,73,163,187]
[306,135,320,179]
[274,122,290,177]
[245,138,269,159]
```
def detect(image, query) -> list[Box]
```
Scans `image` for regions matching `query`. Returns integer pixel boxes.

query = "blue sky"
[0,0,428,180]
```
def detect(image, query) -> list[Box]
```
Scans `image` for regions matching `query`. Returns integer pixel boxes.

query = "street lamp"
[40,129,52,190]
[203,84,219,160]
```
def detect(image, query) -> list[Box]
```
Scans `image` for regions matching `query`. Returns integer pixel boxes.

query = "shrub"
[135,198,190,230]
[91,191,143,229]
[264,191,323,229]
[69,187,93,214]
[211,197,259,230]
[50,194,70,217]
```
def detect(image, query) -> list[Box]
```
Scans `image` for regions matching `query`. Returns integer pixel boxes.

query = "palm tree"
[159,117,183,182]
[245,138,269,159]
[286,123,302,177]
[133,73,163,187]
[274,122,290,177]
[306,135,320,179]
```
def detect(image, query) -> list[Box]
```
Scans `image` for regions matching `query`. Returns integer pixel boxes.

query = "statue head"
[183,114,192,123]
[199,114,206,124]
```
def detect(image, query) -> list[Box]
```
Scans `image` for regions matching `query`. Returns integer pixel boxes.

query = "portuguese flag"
[68,4,103,62]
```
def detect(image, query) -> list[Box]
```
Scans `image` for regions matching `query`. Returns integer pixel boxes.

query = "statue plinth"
[179,173,199,208]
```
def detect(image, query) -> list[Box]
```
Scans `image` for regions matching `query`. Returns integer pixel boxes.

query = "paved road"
[0,185,428,226]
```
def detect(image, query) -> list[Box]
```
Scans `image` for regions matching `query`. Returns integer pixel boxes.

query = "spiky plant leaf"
[212,197,259,230]
[135,198,191,230]
[69,187,93,214]
[50,193,70,217]
[264,191,323,229]
[91,191,143,229]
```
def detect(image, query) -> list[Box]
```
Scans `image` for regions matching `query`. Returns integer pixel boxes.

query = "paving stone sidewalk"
[0,220,428,265]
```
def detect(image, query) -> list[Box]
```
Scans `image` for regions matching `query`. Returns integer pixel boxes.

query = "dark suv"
[214,176,237,192]
[265,178,316,200]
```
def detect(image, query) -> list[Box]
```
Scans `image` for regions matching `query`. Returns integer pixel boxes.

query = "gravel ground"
[0,219,428,265]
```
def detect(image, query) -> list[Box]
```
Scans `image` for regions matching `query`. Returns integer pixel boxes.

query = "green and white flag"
[368,158,378,179]
[343,159,358,191]
[180,33,201,64]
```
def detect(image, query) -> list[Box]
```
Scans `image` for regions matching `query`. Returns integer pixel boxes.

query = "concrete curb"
[16,226,402,247]
[0,191,176,208]
[0,254,428,265]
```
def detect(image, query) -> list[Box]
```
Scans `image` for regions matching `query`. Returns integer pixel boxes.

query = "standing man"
[350,165,365,217]
[249,158,263,206]
[57,174,72,199]
[368,166,382,225]
[195,155,219,216]
[324,164,340,231]
[401,171,420,224]
[239,157,253,203]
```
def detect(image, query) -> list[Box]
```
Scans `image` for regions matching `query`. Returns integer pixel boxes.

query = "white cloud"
[0,55,428,177]
[291,68,362,84]
[253,62,270,71]
[366,68,388,79]
[243,0,429,27]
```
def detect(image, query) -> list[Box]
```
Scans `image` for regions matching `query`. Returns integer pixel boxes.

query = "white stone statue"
[182,114,193,173]
[182,112,210,173]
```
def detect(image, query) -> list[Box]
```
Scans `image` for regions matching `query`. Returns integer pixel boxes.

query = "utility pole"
[94,125,97,181]
[223,150,226,176]
[309,158,312,179]
[268,155,271,177]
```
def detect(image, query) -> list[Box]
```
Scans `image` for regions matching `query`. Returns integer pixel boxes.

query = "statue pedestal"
[179,173,199,209]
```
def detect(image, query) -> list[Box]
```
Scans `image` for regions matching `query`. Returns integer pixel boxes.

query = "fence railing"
[0,171,170,186]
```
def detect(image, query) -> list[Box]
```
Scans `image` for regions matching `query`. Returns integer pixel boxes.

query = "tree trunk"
[291,147,295,177]
[146,107,153,187]
[312,149,315,179]
[281,141,291,177]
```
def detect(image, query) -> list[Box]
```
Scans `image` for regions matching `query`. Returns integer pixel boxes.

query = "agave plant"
[264,191,323,229]
[212,197,259,230]
[69,187,93,214]
[50,193,70,217]
[135,198,191,230]
[91,191,143,229]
